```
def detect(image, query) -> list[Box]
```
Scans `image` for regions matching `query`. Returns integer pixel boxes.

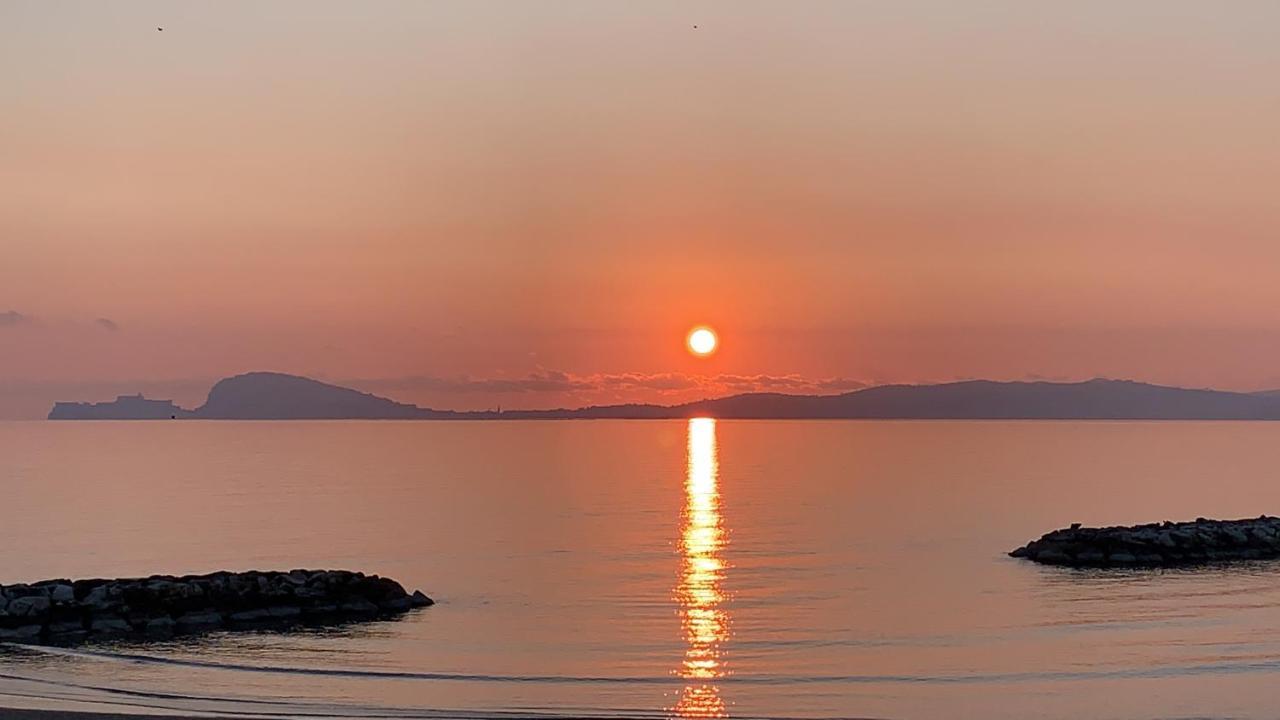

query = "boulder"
[267,605,302,621]
[90,616,134,636]
[302,603,339,619]
[175,611,224,632]
[8,595,51,619]
[379,597,412,613]
[48,584,75,604]
[0,624,42,640]
[338,599,379,617]
[143,616,176,636]
[46,619,87,641]
[4,585,46,599]
[228,608,273,624]
[83,584,122,612]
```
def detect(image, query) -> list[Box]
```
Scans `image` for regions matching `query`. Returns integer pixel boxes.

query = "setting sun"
[687,327,718,357]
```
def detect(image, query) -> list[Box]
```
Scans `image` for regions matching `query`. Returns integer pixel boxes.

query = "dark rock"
[5,585,46,599]
[47,619,87,641]
[1036,549,1070,564]
[267,605,302,621]
[90,616,133,636]
[379,597,412,613]
[0,569,432,645]
[228,608,273,624]
[143,616,176,637]
[83,584,122,612]
[1011,516,1280,568]
[339,599,379,617]
[302,603,339,619]
[48,584,75,604]
[175,611,224,632]
[8,595,51,619]
[0,624,42,640]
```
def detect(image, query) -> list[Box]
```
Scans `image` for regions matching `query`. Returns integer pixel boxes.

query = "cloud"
[592,373,701,391]
[354,370,593,394]
[815,377,870,391]
[0,312,123,332]
[0,310,30,327]
[352,370,868,399]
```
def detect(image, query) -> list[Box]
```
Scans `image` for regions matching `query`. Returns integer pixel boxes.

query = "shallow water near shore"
[6,420,1280,718]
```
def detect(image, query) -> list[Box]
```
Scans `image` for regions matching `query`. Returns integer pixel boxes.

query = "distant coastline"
[46,371,1280,421]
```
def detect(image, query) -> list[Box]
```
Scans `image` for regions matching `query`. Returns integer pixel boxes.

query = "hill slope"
[674,379,1280,420]
[195,372,452,419]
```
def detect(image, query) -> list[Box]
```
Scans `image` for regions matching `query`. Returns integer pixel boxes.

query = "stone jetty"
[1010,516,1280,567]
[0,569,432,643]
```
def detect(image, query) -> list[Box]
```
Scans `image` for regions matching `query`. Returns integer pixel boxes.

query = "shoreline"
[0,710,214,720]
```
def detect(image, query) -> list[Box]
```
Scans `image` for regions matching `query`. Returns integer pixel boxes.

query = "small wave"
[16,642,1280,687]
[0,670,674,720]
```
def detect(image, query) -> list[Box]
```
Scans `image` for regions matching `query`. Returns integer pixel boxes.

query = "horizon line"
[47,371,1280,418]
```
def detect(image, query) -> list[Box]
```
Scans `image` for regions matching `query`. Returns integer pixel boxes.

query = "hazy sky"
[4,1,1280,417]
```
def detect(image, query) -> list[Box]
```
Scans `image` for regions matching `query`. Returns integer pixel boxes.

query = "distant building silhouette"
[49,394,192,420]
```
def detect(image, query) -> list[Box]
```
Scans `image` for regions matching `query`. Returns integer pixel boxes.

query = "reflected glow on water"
[673,418,730,718]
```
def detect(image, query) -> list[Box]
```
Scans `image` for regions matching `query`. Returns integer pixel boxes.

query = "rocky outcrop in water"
[1010,517,1280,567]
[0,570,432,643]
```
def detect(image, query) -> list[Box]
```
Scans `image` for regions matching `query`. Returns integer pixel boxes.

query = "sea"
[4,419,1280,719]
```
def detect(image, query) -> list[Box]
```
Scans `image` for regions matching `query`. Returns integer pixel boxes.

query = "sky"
[4,1,1280,418]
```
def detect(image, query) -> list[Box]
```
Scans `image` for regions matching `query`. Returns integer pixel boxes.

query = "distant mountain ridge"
[46,371,1280,420]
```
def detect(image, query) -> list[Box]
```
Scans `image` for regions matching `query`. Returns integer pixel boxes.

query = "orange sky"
[4,1,1280,418]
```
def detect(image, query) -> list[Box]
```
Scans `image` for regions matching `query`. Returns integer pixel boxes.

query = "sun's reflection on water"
[673,418,730,718]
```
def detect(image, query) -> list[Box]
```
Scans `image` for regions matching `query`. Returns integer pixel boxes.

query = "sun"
[687,327,718,357]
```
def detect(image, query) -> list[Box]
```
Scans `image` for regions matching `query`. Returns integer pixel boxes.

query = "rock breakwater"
[0,569,432,643]
[1010,516,1280,567]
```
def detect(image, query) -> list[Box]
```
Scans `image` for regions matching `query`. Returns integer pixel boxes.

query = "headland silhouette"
[47,371,1280,420]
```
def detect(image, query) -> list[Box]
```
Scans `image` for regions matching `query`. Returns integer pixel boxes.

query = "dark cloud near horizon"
[0,310,30,327]
[0,311,121,331]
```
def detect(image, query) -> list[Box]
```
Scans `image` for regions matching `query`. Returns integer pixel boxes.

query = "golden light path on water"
[673,417,731,718]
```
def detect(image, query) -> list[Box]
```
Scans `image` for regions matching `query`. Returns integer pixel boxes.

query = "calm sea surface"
[5,420,1280,719]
